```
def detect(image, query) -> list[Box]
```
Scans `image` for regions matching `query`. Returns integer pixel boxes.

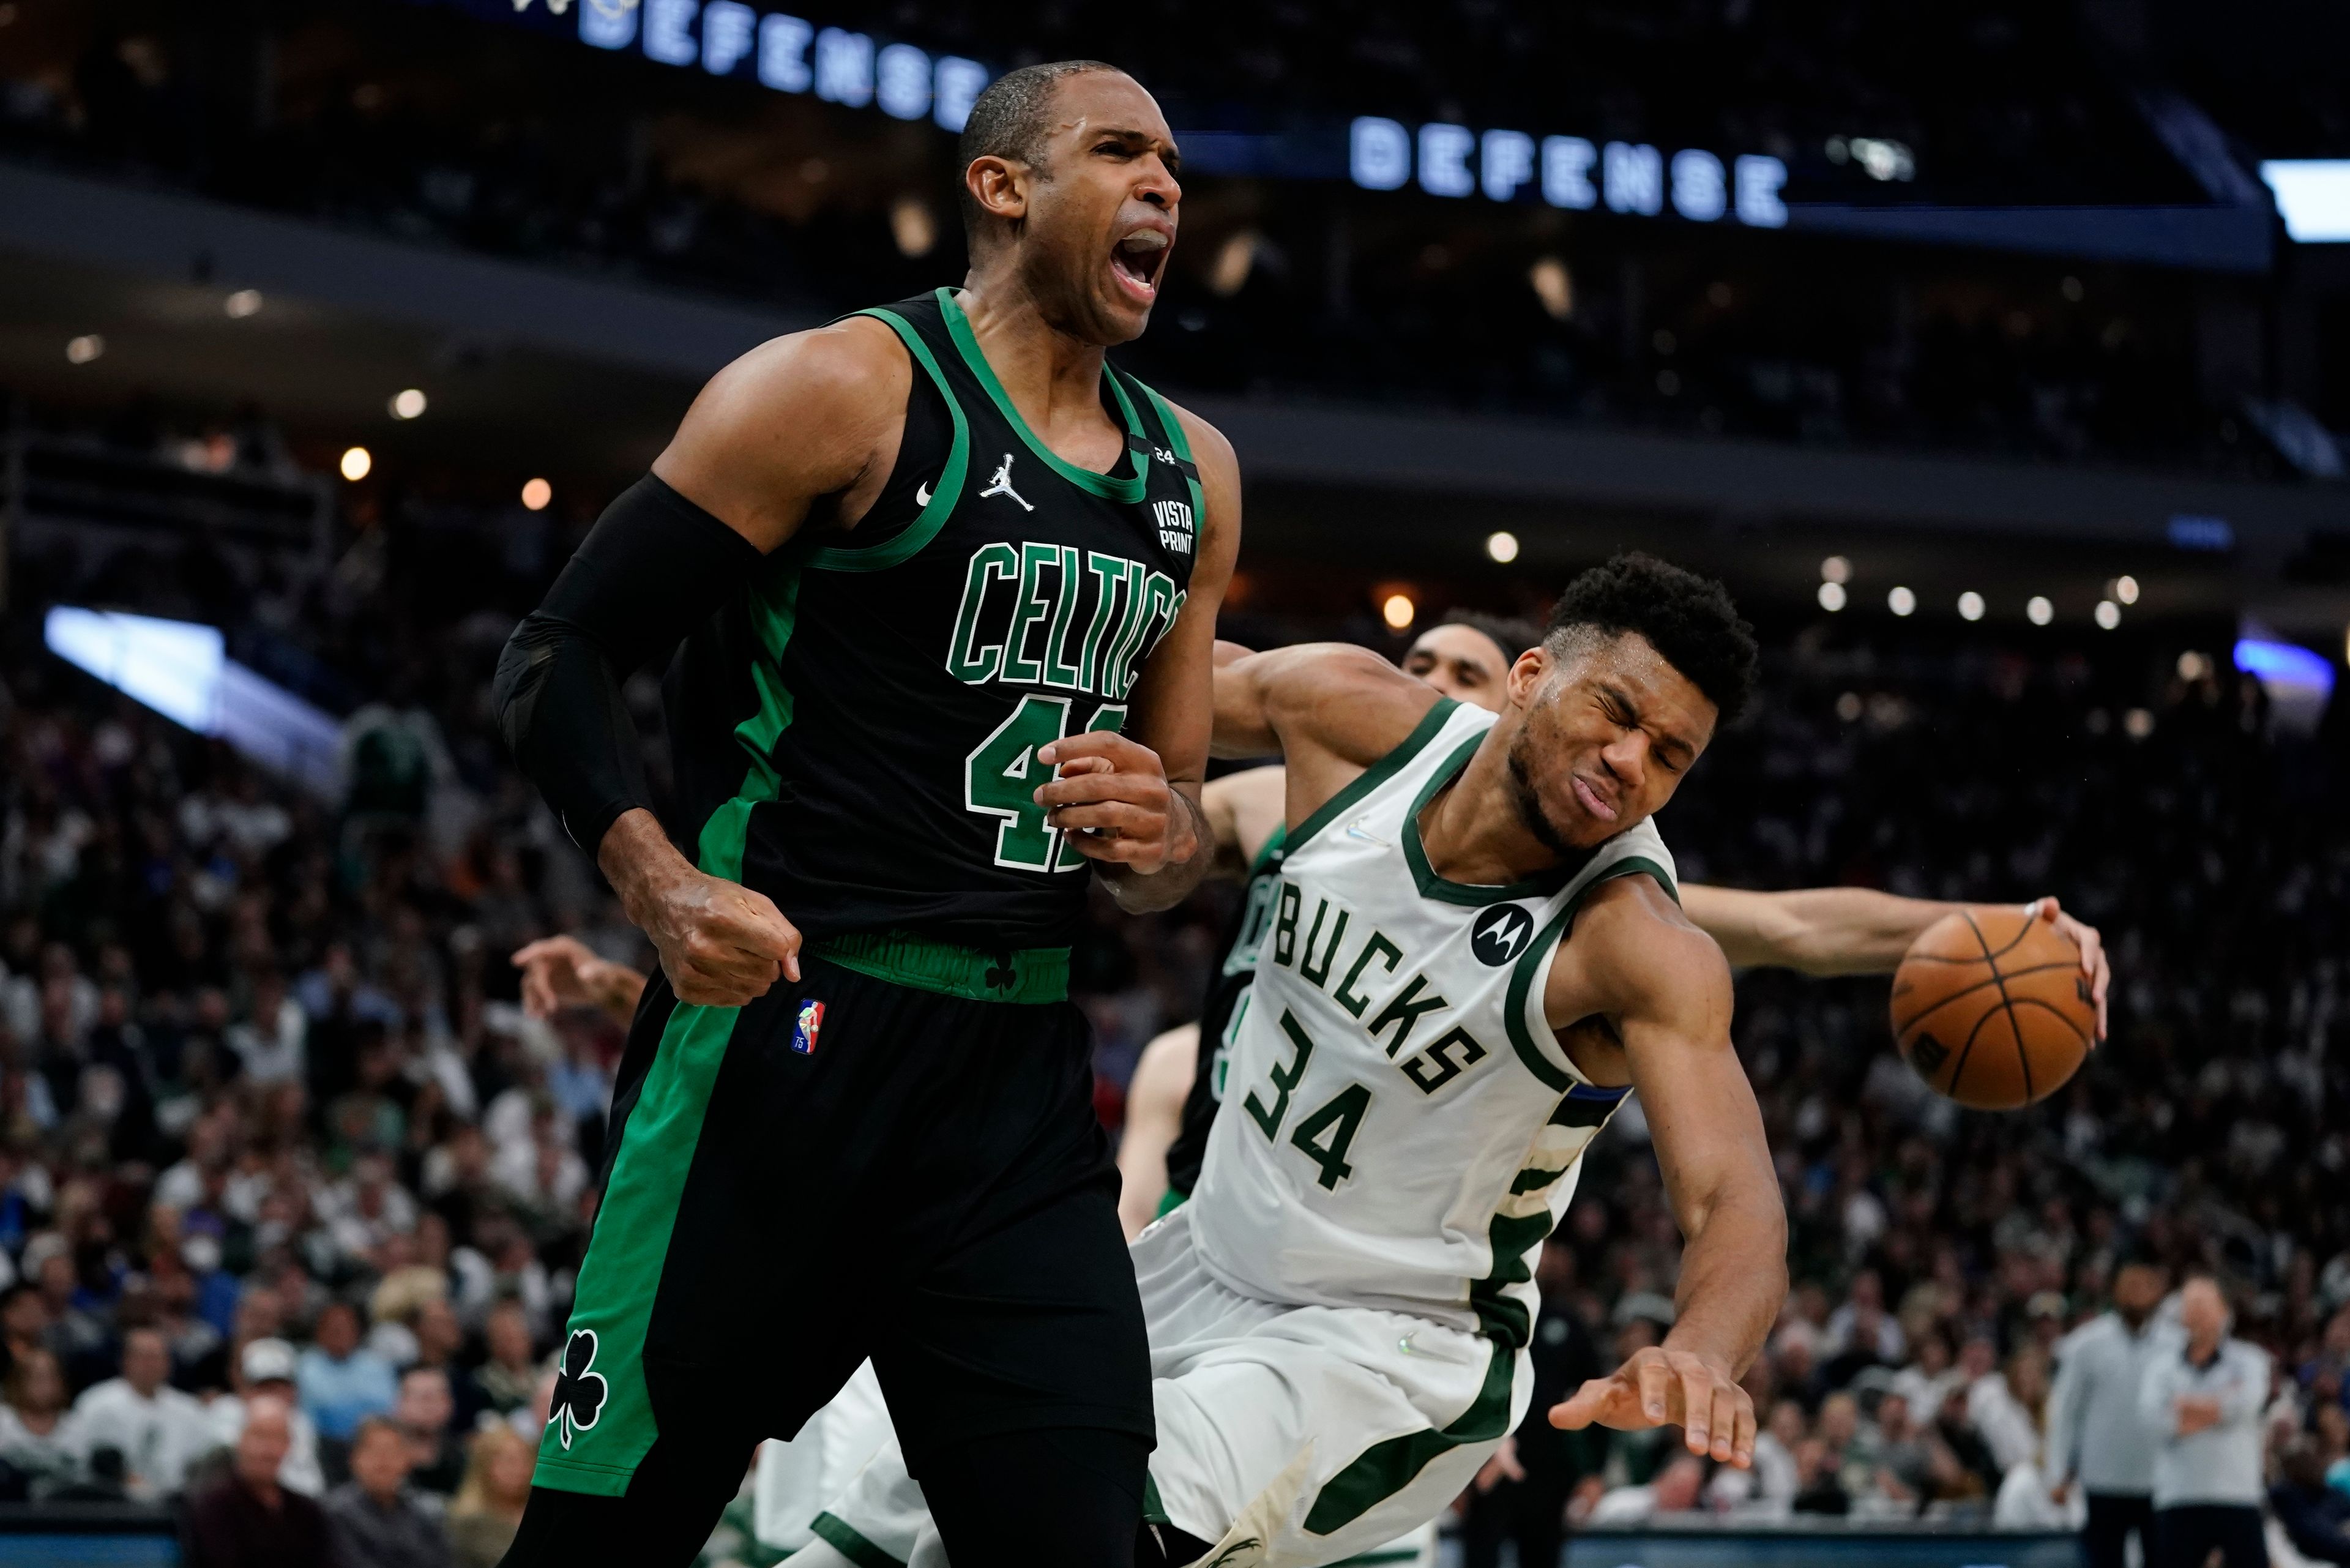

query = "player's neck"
[954,274,1112,436]
[1414,742,1567,888]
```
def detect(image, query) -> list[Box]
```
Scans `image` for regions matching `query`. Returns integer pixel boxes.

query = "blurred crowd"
[0,409,2347,1568]
[0,1,2307,477]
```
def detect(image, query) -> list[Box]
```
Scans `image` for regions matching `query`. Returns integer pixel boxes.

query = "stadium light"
[2260,161,2350,243]
[1817,581,1847,613]
[2027,596,2054,626]
[521,478,553,511]
[44,607,341,795]
[390,389,427,420]
[2235,637,2336,696]
[2113,574,2140,605]
[1485,531,1520,564]
[1820,556,1851,584]
[66,334,103,364]
[1887,586,1916,617]
[340,446,373,481]
[225,289,264,318]
[2095,600,2122,630]
[890,196,936,258]
[1528,257,1572,320]
[1381,594,1416,631]
[1958,592,1985,621]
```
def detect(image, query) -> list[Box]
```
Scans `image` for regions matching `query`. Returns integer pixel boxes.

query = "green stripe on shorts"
[530,563,802,1495]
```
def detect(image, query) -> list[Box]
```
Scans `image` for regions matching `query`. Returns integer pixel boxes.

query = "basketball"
[1890,908,2097,1110]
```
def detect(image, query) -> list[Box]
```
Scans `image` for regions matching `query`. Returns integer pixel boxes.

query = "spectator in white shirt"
[66,1326,216,1499]
[204,1337,327,1496]
[2048,1258,2174,1568]
[1970,1344,2052,1474]
[2139,1276,2271,1568]
[224,969,307,1086]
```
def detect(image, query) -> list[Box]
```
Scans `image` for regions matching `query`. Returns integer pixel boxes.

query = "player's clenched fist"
[1034,731,1198,875]
[1548,1343,1756,1469]
[597,809,801,1009]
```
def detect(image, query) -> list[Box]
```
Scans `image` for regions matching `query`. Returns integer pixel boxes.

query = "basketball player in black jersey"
[493,61,1235,1568]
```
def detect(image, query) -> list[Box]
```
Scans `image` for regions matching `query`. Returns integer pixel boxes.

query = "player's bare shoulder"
[652,317,912,550]
[1546,873,1734,1077]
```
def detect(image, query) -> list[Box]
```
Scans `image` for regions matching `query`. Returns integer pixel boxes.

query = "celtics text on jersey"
[659,289,1201,958]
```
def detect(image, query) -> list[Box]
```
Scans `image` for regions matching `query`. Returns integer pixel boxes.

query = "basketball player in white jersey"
[786,553,1786,1567]
[1114,614,2107,1240]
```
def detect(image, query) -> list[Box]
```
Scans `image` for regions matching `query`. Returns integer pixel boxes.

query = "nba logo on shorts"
[791,999,825,1055]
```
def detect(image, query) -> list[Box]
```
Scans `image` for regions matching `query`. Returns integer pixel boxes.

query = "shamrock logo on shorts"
[547,1329,608,1450]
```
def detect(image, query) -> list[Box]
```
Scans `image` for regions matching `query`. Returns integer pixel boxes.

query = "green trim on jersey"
[534,564,805,1496]
[803,308,971,573]
[1286,698,1458,856]
[813,929,1071,1004]
[937,288,1152,502]
[812,1510,906,1568]
[1248,820,1291,877]
[1400,733,1577,908]
[1502,856,1679,1092]
[1136,378,1207,534]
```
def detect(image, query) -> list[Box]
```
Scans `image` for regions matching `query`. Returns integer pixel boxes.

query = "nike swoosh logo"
[914,480,933,507]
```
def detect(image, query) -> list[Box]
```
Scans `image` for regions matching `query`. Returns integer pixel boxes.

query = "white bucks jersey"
[1188,700,1676,1346]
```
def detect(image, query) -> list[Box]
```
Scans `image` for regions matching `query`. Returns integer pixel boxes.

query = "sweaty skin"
[591,69,1239,1010]
[1111,623,2109,1233]
[1216,637,1789,1470]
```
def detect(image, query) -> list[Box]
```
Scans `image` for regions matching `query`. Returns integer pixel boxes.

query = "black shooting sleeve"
[494,474,766,855]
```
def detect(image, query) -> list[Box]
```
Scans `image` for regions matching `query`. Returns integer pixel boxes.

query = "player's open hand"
[1548,1344,1755,1469]
[1034,731,1197,875]
[512,935,646,1025]
[2023,896,2109,1039]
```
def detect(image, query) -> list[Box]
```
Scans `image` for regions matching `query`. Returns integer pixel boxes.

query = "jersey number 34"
[1244,1008,1371,1191]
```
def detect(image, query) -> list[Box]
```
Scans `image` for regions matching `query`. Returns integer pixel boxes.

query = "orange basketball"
[1889,908,2095,1110]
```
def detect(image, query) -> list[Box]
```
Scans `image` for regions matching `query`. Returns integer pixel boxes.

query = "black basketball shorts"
[526,935,1153,1500]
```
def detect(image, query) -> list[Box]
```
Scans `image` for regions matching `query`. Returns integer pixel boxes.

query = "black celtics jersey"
[1162,822,1286,1197]
[661,289,1200,954]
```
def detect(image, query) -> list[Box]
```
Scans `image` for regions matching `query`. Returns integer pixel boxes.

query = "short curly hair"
[1434,609,1546,661]
[1542,553,1757,723]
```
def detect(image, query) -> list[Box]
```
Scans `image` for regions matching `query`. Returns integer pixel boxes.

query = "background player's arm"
[1201,766,1288,876]
[1548,878,1786,1470]
[496,322,906,1008]
[1214,644,1439,828]
[1680,885,2109,1034]
[1116,1024,1198,1239]
[1038,405,1240,911]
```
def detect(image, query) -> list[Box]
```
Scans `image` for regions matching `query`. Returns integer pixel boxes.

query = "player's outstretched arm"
[1038,404,1239,912]
[1547,879,1786,1469]
[1115,1023,1198,1239]
[495,321,905,1007]
[1214,642,1439,831]
[1681,885,2109,1036]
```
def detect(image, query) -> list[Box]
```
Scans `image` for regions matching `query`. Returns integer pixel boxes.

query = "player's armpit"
[651,316,910,552]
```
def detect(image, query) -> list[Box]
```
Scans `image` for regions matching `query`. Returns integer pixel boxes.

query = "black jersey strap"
[1125,429,1199,481]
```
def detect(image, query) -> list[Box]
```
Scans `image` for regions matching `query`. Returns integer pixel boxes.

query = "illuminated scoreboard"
[420,0,990,130]
[1348,117,1787,228]
[415,0,1792,231]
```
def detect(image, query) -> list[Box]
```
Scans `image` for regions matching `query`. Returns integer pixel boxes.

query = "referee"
[2139,1276,2273,1568]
